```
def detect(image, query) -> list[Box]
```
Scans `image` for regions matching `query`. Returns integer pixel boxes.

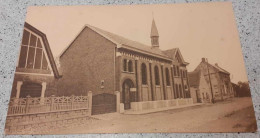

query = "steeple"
[150,18,159,48]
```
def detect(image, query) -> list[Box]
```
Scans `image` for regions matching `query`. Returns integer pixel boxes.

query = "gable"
[163,48,189,65]
[16,22,60,78]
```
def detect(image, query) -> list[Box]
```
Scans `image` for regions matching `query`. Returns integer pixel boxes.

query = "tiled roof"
[188,70,201,87]
[213,64,230,74]
[205,62,230,75]
[86,25,169,59]
[162,48,178,59]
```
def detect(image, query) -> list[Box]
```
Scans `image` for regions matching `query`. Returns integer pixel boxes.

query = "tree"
[235,81,251,97]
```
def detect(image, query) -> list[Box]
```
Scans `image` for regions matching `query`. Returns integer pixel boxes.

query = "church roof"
[188,70,201,87]
[87,25,167,58]
[24,22,61,78]
[59,23,188,64]
[150,19,159,37]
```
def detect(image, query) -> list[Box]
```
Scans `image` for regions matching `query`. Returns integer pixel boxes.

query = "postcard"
[5,2,257,134]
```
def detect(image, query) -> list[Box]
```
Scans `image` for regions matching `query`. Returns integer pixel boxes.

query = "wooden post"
[71,95,74,110]
[50,95,55,111]
[25,95,31,114]
[115,91,120,113]
[88,91,92,116]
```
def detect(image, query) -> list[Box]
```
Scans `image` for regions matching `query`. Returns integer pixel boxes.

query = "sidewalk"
[124,103,204,115]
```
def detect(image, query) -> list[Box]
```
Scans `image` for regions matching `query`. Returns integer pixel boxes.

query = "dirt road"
[53,97,257,134]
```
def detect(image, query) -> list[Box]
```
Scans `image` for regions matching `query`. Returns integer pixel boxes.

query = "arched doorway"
[122,79,135,110]
[20,82,42,98]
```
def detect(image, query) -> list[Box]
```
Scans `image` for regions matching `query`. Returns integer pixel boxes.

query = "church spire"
[150,18,159,48]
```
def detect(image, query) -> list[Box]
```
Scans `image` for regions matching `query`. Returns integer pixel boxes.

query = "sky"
[25,2,248,83]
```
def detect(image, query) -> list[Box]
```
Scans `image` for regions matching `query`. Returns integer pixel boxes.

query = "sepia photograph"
[4,2,257,134]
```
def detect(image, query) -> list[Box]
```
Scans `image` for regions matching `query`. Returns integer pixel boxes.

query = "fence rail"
[8,95,89,115]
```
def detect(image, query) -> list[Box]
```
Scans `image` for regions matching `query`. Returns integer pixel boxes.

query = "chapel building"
[57,19,191,111]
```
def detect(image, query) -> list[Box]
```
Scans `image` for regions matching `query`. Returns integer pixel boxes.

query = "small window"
[22,30,30,45]
[141,63,147,85]
[128,60,133,72]
[18,46,28,68]
[154,66,160,85]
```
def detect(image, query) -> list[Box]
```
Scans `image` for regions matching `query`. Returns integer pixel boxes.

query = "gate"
[92,93,116,115]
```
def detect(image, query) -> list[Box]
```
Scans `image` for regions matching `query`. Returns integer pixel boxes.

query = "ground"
[51,97,257,134]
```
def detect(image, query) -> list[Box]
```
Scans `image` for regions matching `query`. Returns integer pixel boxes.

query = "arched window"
[175,84,179,98]
[165,68,170,86]
[154,66,160,85]
[123,59,127,71]
[179,84,183,98]
[128,60,133,72]
[141,63,147,85]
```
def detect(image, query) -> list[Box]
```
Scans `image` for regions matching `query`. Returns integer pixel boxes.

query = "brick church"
[57,19,192,111]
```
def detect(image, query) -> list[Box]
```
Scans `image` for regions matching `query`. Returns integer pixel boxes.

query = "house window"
[175,84,179,98]
[18,29,48,70]
[154,66,160,85]
[165,68,170,86]
[123,59,127,71]
[179,84,183,98]
[183,70,186,78]
[173,65,176,76]
[128,60,133,72]
[141,63,147,85]
[176,66,180,76]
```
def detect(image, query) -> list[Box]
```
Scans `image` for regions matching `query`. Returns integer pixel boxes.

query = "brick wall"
[5,109,92,134]
[58,27,116,96]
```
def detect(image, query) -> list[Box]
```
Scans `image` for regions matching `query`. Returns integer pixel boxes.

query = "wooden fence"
[8,95,90,115]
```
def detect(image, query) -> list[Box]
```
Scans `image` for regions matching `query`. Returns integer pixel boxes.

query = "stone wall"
[130,98,193,111]
[5,108,91,134]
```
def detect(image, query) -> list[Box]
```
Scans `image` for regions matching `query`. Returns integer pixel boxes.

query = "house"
[193,58,235,102]
[57,19,192,113]
[11,22,61,100]
[188,70,211,103]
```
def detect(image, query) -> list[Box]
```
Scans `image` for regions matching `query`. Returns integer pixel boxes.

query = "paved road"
[53,97,256,134]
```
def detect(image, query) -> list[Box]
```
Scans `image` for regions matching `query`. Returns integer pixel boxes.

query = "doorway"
[122,79,135,110]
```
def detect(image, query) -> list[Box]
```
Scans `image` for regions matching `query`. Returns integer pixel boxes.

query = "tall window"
[165,68,170,86]
[141,63,147,85]
[123,59,127,71]
[173,65,176,76]
[154,66,160,85]
[175,84,179,98]
[179,84,183,98]
[18,29,48,70]
[176,66,180,76]
[128,60,133,72]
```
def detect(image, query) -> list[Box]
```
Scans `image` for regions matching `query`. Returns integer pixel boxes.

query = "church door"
[122,79,134,110]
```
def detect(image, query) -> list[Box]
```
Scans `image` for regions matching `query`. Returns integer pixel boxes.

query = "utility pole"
[206,58,215,103]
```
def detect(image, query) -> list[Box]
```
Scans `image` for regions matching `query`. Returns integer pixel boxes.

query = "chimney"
[202,58,206,62]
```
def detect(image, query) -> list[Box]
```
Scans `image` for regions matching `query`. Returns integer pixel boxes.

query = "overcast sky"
[26,2,248,83]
